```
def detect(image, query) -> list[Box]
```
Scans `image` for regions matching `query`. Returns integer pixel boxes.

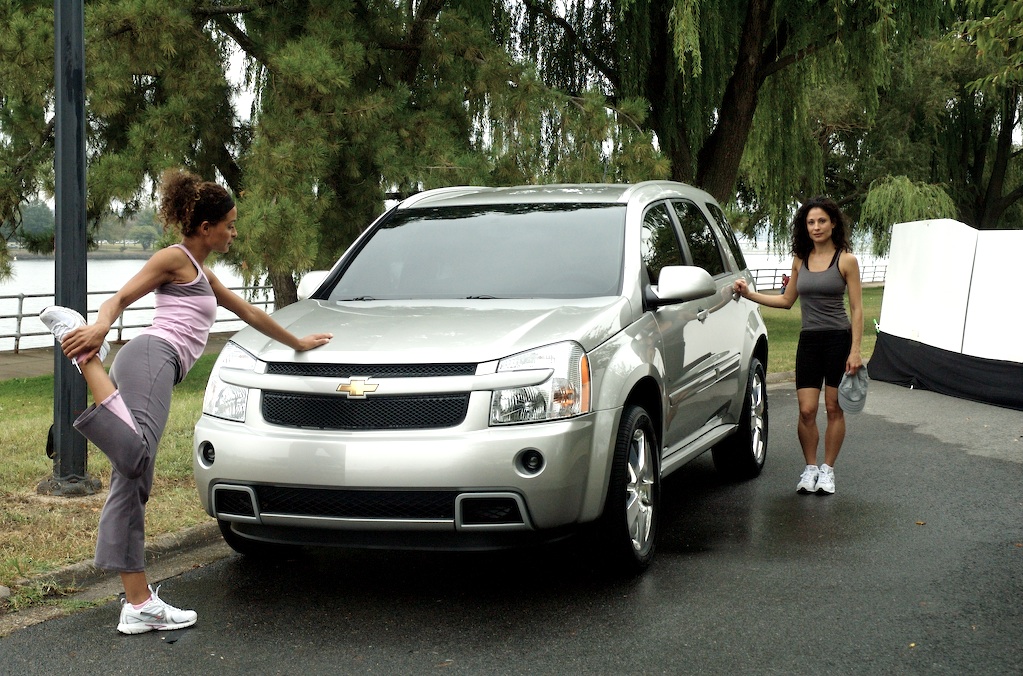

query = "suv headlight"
[490,342,590,425]
[202,342,257,422]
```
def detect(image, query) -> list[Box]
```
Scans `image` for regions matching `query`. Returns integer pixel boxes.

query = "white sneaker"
[117,585,197,635]
[39,305,109,368]
[816,463,836,495]
[796,465,819,494]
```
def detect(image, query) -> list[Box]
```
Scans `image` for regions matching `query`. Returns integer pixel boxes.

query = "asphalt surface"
[0,363,1020,672]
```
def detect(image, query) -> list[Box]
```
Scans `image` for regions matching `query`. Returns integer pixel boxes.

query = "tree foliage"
[0,0,1019,289]
[860,176,959,254]
[951,0,1023,92]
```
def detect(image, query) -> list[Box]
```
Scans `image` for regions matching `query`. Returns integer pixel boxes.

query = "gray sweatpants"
[73,335,182,572]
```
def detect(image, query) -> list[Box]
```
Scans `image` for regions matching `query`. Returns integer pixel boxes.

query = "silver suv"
[194,181,769,573]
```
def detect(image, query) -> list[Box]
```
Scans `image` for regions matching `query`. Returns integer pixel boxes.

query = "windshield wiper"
[339,296,376,301]
[465,295,498,299]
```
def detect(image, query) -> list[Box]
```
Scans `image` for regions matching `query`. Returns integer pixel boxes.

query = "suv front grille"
[265,363,476,378]
[256,486,457,520]
[261,391,470,430]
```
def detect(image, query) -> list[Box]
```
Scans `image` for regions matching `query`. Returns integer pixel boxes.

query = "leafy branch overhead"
[0,0,1019,295]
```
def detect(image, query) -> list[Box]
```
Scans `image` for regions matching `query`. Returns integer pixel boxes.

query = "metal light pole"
[38,0,100,496]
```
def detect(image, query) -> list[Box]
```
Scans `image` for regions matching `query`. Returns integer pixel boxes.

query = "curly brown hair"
[157,168,235,238]
[789,196,851,261]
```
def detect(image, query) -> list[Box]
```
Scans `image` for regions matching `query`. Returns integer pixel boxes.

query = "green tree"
[514,0,945,230]
[808,6,1021,250]
[127,223,159,250]
[18,199,55,252]
[211,1,665,304]
[0,1,663,298]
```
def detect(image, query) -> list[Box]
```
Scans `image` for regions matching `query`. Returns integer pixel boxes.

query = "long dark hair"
[790,196,850,261]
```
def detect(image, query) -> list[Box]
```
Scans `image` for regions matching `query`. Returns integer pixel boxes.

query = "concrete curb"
[766,371,795,385]
[14,520,222,592]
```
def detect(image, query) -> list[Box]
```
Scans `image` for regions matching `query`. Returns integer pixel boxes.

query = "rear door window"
[705,202,747,271]
[670,200,727,277]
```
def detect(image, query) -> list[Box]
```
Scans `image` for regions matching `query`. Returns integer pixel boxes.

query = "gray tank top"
[797,249,851,331]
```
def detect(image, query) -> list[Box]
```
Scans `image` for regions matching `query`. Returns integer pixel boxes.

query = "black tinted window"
[327,204,625,300]
[640,203,685,284]
[671,200,726,276]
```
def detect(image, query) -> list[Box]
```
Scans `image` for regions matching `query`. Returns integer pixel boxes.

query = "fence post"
[14,293,25,354]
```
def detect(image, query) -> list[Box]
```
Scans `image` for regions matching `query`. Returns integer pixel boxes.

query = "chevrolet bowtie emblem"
[337,378,379,398]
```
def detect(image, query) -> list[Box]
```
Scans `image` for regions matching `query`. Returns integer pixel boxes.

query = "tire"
[597,404,660,575]
[217,519,299,559]
[712,356,768,480]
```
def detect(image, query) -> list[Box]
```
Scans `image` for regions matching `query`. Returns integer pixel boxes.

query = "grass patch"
[0,355,217,591]
[760,286,884,374]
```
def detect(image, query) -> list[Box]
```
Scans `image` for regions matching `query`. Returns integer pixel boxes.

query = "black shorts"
[795,329,852,390]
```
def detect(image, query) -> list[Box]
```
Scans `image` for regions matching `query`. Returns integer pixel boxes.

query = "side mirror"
[645,265,716,307]
[297,270,329,300]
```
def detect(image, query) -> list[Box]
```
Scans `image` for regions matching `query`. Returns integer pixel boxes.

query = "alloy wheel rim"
[749,369,767,464]
[626,425,655,553]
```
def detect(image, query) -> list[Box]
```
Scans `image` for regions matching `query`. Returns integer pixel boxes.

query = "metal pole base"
[36,475,103,497]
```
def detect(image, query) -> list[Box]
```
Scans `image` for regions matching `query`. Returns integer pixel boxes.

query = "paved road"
[2,380,1021,674]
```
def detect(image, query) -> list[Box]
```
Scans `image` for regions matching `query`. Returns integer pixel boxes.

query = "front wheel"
[712,356,768,480]
[597,404,660,575]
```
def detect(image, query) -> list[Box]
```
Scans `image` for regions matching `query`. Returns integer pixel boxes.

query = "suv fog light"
[516,448,545,475]
[199,441,215,466]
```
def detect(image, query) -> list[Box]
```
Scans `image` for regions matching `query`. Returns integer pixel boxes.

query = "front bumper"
[193,392,621,547]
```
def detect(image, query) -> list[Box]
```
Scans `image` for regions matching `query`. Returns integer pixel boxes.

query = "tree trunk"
[976,88,1021,229]
[269,268,298,309]
[694,0,771,202]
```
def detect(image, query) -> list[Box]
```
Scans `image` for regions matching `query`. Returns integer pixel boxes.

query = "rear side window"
[706,202,747,271]
[671,200,726,277]
[640,203,685,284]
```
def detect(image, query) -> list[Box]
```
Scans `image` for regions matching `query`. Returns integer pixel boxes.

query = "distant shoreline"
[7,250,152,261]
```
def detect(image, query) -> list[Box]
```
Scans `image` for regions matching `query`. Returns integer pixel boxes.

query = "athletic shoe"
[816,463,836,495]
[117,585,197,635]
[796,465,819,494]
[39,305,109,368]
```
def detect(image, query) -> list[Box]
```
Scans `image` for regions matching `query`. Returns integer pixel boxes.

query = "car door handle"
[697,308,709,322]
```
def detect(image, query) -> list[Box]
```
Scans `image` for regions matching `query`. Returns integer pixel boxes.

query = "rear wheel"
[712,357,768,480]
[597,404,660,574]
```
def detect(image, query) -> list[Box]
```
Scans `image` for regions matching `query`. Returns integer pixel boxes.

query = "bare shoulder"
[839,250,860,276]
[148,245,196,283]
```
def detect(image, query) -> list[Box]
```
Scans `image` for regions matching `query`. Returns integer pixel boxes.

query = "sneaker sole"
[797,485,815,494]
[816,487,835,495]
[117,618,197,635]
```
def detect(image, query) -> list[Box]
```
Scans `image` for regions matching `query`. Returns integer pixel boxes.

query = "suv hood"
[230,297,634,364]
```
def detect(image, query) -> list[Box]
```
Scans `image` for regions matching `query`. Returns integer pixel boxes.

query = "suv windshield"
[327,203,626,300]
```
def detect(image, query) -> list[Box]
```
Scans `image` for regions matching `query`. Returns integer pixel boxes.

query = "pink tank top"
[139,244,218,377]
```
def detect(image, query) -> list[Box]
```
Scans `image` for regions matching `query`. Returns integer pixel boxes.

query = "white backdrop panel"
[879,219,977,352]
[962,230,1023,362]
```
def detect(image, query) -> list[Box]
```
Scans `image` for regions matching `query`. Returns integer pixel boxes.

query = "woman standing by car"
[733,196,863,495]
[40,168,333,634]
